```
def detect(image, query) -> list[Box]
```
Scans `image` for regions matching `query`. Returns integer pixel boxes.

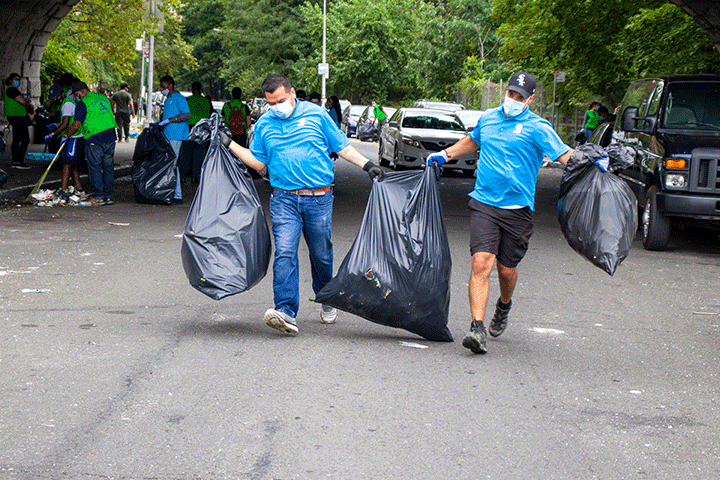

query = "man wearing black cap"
[64,81,118,206]
[427,71,573,355]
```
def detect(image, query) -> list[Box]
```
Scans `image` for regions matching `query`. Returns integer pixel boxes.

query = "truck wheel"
[642,186,671,251]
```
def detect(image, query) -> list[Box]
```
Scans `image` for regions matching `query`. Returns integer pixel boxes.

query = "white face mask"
[161,88,170,97]
[269,95,294,120]
[503,94,529,118]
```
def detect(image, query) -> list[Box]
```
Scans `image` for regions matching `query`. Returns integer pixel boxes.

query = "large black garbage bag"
[0,168,7,188]
[558,144,638,275]
[132,123,177,205]
[316,165,453,342]
[357,120,378,142]
[181,114,271,300]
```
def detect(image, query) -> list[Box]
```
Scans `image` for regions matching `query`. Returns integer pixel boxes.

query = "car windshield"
[349,106,365,115]
[663,83,720,130]
[455,111,483,129]
[402,113,465,131]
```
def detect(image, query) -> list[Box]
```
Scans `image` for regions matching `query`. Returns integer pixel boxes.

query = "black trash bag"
[558,148,638,276]
[605,143,636,172]
[181,114,271,300]
[132,123,177,205]
[357,120,378,142]
[315,165,453,342]
[0,168,8,188]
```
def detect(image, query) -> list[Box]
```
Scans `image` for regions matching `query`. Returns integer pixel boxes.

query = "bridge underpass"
[0,0,718,106]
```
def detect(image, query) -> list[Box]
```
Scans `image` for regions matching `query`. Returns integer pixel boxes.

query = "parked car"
[454,109,484,132]
[586,120,613,147]
[610,74,720,250]
[412,99,465,111]
[378,108,477,174]
[356,106,397,141]
[341,105,366,137]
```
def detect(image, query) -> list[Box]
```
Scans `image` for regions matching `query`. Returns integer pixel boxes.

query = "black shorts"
[468,198,534,268]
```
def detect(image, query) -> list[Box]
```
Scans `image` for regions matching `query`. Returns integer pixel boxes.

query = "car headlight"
[402,137,421,148]
[665,173,686,188]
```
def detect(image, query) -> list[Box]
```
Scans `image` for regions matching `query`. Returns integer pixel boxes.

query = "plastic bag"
[357,120,378,142]
[0,168,7,188]
[315,165,453,342]
[558,144,638,275]
[131,123,177,205]
[181,114,271,300]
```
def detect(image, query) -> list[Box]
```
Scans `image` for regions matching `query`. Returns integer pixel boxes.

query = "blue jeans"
[169,140,183,200]
[269,189,334,318]
[85,141,115,200]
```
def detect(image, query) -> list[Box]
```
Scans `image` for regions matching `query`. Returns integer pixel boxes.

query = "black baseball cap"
[506,71,536,99]
[71,81,89,93]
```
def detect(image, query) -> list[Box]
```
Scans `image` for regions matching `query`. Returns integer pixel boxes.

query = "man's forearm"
[337,145,370,169]
[445,135,478,160]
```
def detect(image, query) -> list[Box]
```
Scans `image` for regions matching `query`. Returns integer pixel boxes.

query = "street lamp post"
[321,0,327,102]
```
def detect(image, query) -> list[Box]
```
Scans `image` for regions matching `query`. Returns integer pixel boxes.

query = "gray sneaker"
[264,309,298,335]
[462,321,487,354]
[320,304,338,324]
[489,298,512,338]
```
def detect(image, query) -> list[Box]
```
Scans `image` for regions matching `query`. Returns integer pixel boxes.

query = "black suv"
[611,75,720,250]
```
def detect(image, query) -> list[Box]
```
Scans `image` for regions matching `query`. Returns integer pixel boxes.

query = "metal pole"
[321,0,326,102]
[139,33,146,121]
[145,0,155,124]
[551,74,557,130]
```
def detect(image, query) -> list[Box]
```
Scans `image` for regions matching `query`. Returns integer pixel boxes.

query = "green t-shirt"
[187,94,212,126]
[80,92,118,139]
[373,105,387,122]
[111,90,132,114]
[4,86,26,117]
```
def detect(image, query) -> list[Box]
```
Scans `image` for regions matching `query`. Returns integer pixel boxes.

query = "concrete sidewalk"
[0,139,136,201]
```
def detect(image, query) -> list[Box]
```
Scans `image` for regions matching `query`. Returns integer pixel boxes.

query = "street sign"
[555,71,566,83]
[318,63,329,77]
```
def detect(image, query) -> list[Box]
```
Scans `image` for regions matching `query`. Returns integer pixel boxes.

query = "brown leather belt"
[274,185,332,196]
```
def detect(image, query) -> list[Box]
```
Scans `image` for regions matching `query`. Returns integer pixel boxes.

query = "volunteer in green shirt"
[584,101,600,139]
[64,81,118,206]
[221,87,252,146]
[372,98,387,131]
[111,83,134,143]
[4,73,33,169]
[186,81,212,128]
[45,90,86,194]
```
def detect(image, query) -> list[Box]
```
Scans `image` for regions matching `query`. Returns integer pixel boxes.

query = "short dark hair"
[597,105,609,115]
[191,81,202,91]
[232,87,242,99]
[59,73,75,87]
[262,74,291,94]
[295,89,307,100]
[159,75,174,86]
[120,82,129,90]
[309,91,321,101]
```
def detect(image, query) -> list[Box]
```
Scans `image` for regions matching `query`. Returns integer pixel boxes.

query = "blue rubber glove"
[593,152,609,172]
[47,123,58,132]
[426,150,448,166]
[44,133,54,143]
[158,119,171,127]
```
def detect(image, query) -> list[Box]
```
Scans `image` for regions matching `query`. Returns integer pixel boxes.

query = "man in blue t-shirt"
[157,75,191,202]
[427,71,573,355]
[219,73,384,336]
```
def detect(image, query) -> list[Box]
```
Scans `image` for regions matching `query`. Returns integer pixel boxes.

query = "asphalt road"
[1,139,719,479]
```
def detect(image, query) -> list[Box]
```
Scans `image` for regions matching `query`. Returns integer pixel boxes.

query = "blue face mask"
[12,80,20,88]
[503,95,528,118]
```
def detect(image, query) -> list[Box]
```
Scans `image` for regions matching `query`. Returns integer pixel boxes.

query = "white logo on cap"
[517,74,526,87]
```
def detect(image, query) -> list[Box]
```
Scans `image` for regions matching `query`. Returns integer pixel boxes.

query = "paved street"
[1,139,719,479]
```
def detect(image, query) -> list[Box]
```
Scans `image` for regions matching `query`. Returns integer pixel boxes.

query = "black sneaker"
[462,321,487,354]
[489,298,512,338]
[12,162,31,169]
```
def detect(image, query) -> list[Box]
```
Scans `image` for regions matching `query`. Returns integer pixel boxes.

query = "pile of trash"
[29,187,90,207]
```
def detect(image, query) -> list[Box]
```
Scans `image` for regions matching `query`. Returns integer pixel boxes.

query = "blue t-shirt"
[469,105,570,211]
[161,92,190,141]
[74,101,117,144]
[250,101,350,191]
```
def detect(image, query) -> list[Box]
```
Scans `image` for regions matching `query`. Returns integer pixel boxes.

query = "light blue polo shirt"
[469,105,570,211]
[161,91,190,141]
[250,100,350,191]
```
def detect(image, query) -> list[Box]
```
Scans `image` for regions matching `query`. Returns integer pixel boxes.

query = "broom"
[24,140,67,203]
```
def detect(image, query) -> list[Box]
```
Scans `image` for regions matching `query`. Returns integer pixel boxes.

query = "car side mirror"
[621,106,656,134]
[389,121,399,128]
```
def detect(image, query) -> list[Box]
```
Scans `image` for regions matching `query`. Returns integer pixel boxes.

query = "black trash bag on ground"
[181,114,271,300]
[558,144,637,276]
[0,168,8,188]
[132,123,177,205]
[357,120,378,142]
[315,165,453,342]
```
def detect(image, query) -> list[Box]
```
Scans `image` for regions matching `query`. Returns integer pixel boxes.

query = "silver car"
[378,108,478,175]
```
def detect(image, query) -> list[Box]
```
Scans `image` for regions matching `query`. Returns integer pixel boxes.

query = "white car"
[379,108,478,175]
